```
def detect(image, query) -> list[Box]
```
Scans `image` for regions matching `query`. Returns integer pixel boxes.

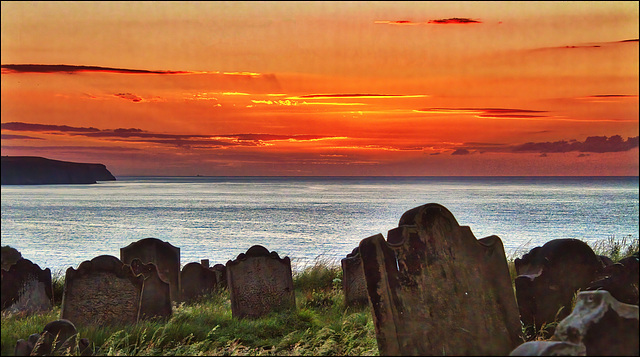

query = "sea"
[1,176,638,274]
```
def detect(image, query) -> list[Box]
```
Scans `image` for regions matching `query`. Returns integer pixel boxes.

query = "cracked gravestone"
[130,258,171,320]
[359,203,522,356]
[1,258,53,314]
[120,238,180,302]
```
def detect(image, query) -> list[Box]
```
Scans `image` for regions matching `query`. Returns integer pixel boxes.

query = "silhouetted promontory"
[1,156,116,185]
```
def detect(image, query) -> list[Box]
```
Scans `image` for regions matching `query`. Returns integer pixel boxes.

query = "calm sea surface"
[1,176,638,273]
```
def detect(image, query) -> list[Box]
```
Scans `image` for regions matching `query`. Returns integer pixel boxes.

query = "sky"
[1,1,638,176]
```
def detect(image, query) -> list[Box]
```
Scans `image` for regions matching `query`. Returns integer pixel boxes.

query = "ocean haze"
[1,176,638,273]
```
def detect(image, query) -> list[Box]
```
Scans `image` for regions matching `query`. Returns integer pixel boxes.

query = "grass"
[1,257,377,356]
[2,236,637,355]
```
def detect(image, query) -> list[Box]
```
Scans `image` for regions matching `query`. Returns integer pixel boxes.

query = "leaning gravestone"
[341,247,369,306]
[514,239,603,338]
[1,258,53,314]
[180,262,219,304]
[359,203,522,356]
[61,255,143,326]
[120,238,180,302]
[226,245,296,319]
[130,258,172,320]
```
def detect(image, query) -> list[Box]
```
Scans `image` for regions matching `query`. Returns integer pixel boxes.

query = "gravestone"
[180,261,219,304]
[587,252,639,305]
[1,258,53,314]
[211,263,227,288]
[61,255,143,326]
[226,245,296,319]
[14,319,92,356]
[1,245,22,271]
[510,290,639,356]
[341,247,369,306]
[130,258,172,320]
[514,239,603,338]
[120,238,180,302]
[359,203,522,356]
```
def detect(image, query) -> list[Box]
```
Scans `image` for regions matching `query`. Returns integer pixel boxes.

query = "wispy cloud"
[374,18,481,25]
[289,94,429,99]
[415,107,548,118]
[114,93,143,102]
[1,134,44,140]
[530,38,639,51]
[512,135,639,154]
[0,64,192,74]
[1,122,347,149]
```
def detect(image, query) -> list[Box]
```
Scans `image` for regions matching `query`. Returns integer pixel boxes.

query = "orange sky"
[1,1,638,176]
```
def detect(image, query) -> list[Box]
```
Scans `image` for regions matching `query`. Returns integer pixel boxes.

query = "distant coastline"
[1,156,116,185]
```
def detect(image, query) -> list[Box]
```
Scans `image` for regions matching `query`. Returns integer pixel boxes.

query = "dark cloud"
[1,121,340,149]
[513,135,639,153]
[1,134,44,140]
[428,18,481,24]
[1,64,190,75]
[577,153,590,157]
[532,39,638,51]
[417,107,549,118]
[1,122,101,132]
[619,39,639,43]
[295,94,418,99]
[451,149,471,155]
[114,93,143,102]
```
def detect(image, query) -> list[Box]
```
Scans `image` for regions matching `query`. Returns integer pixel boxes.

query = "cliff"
[1,156,116,185]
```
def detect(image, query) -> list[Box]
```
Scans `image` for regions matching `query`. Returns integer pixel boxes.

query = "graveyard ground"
[1,235,637,356]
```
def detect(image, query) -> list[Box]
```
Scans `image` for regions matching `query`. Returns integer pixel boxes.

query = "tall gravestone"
[514,239,603,338]
[120,238,180,302]
[61,255,143,326]
[1,258,53,314]
[359,203,522,356]
[341,247,369,306]
[226,245,296,319]
[130,258,172,320]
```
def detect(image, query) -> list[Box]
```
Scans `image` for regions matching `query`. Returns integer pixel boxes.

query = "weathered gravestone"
[341,247,369,306]
[120,238,180,302]
[130,258,172,320]
[1,258,53,314]
[359,203,522,356]
[226,245,296,319]
[15,319,93,356]
[514,239,603,339]
[1,245,22,271]
[211,263,227,288]
[61,255,143,326]
[509,290,639,356]
[587,252,639,305]
[180,261,219,304]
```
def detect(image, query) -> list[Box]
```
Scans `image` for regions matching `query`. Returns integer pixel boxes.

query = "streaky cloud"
[1,122,101,132]
[1,64,191,74]
[513,135,639,154]
[428,18,481,24]
[1,134,44,140]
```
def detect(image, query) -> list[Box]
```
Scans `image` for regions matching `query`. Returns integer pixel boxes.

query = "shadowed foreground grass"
[1,258,378,356]
[2,236,637,356]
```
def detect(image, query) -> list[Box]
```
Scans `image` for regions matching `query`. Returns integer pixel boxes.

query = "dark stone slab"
[554,290,639,356]
[226,245,296,319]
[1,156,115,185]
[1,245,22,271]
[359,203,522,356]
[587,252,639,305]
[130,258,171,320]
[14,319,92,356]
[211,263,227,289]
[61,255,143,326]
[121,238,180,302]
[1,258,53,314]
[180,261,219,304]
[514,239,603,338]
[341,247,369,306]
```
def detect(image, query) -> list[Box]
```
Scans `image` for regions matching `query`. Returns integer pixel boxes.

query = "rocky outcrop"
[1,156,116,185]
